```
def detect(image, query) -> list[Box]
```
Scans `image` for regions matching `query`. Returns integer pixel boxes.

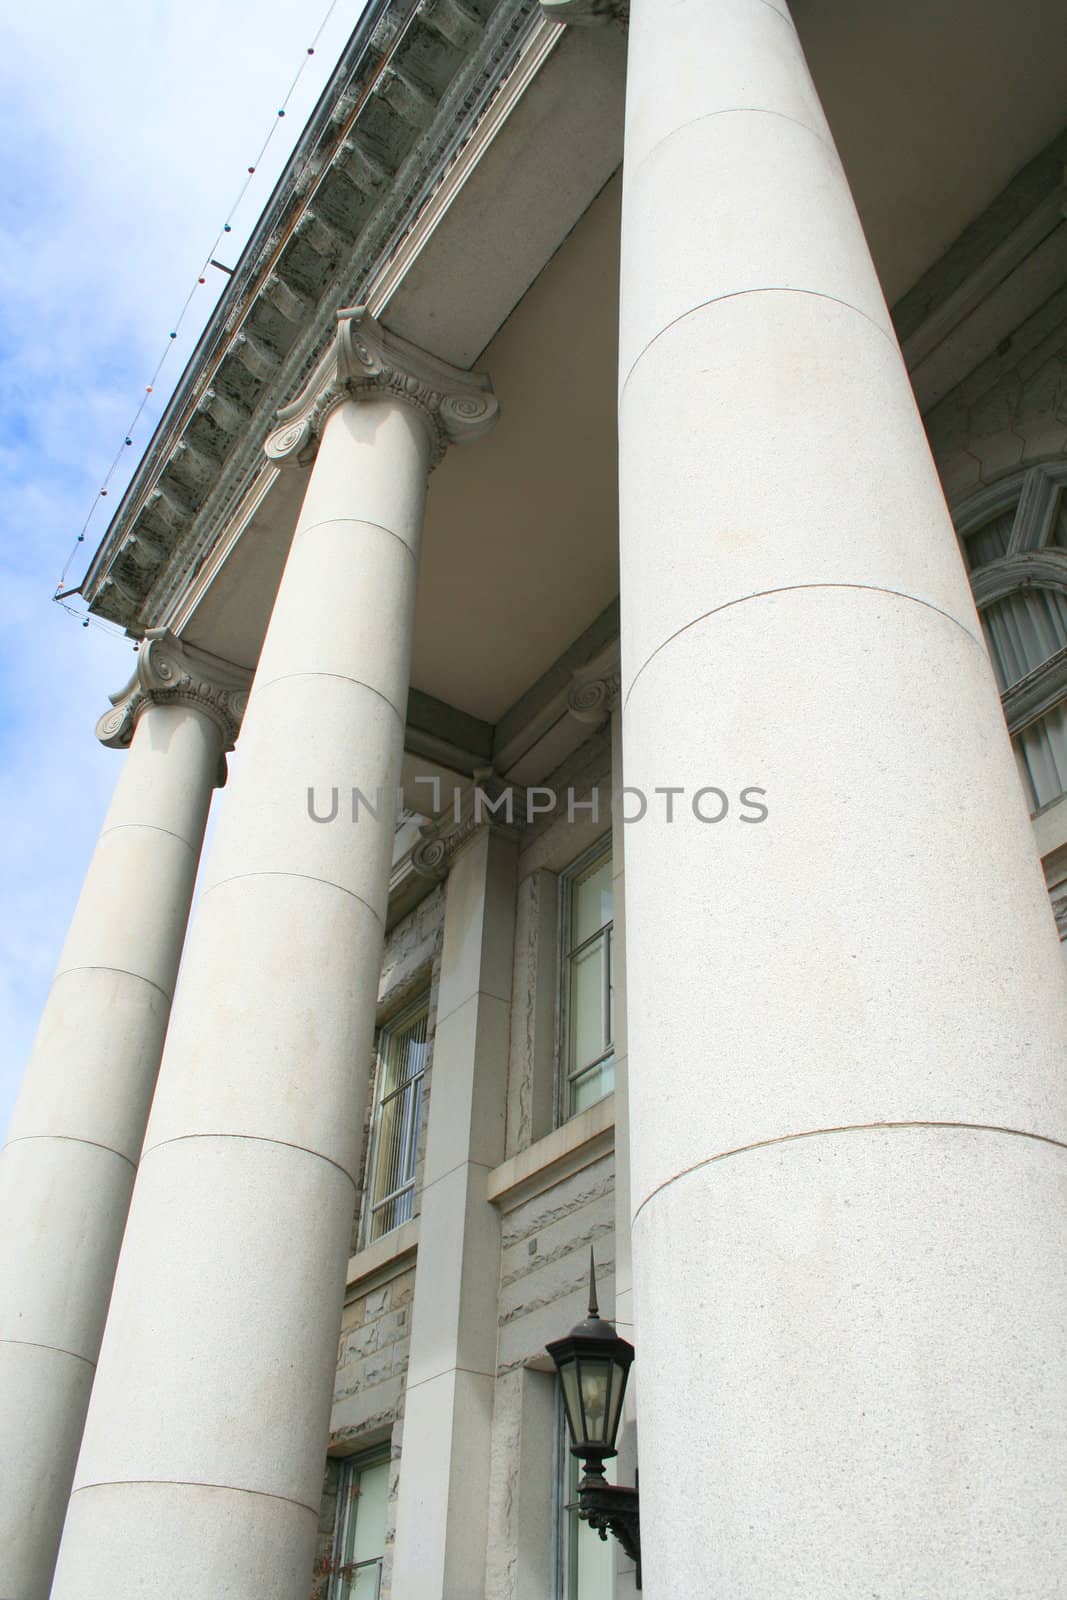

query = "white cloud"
[0,0,370,1136]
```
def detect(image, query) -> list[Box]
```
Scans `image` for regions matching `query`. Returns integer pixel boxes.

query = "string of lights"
[53,0,348,623]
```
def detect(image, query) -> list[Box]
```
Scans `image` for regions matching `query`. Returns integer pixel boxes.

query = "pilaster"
[390,824,518,1600]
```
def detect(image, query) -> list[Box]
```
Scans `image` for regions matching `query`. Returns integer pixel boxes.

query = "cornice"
[95,629,252,755]
[83,0,542,636]
[264,306,498,470]
[540,0,627,22]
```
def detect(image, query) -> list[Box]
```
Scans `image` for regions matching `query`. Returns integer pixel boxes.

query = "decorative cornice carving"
[264,306,499,470]
[540,0,628,23]
[96,629,251,756]
[411,771,526,880]
[1052,887,1067,942]
[80,0,536,631]
[567,645,621,724]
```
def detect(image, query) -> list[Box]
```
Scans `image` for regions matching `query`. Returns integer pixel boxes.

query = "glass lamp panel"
[559,1361,584,1446]
[577,1357,613,1445]
[604,1357,628,1447]
[570,938,608,1071]
[571,854,613,945]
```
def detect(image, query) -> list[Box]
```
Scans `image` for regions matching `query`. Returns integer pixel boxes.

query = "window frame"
[954,462,1067,814]
[328,1446,391,1600]
[363,992,430,1247]
[556,836,615,1124]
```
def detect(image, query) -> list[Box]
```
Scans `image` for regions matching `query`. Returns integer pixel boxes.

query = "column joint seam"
[199,870,385,929]
[295,516,417,565]
[633,102,833,192]
[434,984,512,1032]
[140,1130,358,1190]
[51,964,172,1004]
[422,1156,492,1193]
[620,287,898,403]
[2,1133,136,1171]
[0,1336,96,1368]
[622,584,987,712]
[69,1477,319,1517]
[404,1362,495,1395]
[97,821,198,855]
[631,1120,1067,1227]
[252,671,405,728]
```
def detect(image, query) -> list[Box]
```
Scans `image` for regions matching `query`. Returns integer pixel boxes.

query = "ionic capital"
[411,772,526,880]
[540,0,628,24]
[567,645,621,725]
[264,306,499,471]
[96,630,252,754]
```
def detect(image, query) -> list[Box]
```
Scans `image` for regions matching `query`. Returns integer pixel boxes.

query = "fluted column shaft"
[0,687,225,1600]
[617,2,1067,1597]
[49,310,497,1600]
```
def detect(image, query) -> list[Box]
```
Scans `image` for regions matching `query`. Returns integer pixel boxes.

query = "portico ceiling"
[150,0,1065,730]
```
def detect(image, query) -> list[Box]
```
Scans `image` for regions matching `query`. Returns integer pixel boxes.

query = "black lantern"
[546,1252,641,1584]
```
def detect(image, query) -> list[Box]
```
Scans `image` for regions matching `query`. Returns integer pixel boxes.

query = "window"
[329,1451,389,1599]
[956,464,1067,812]
[560,840,614,1118]
[557,1397,615,1600]
[365,996,428,1243]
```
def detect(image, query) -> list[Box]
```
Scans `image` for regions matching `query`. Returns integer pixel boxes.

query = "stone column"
[614,3,1067,1598]
[391,819,517,1600]
[49,309,497,1600]
[607,701,637,1600]
[0,632,245,1600]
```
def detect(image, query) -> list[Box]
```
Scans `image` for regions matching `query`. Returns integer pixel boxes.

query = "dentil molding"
[96,629,252,756]
[540,0,628,23]
[264,306,499,471]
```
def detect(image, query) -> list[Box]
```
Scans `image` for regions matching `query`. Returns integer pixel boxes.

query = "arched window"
[956,463,1067,812]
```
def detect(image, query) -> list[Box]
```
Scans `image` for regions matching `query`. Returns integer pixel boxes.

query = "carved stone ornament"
[540,0,628,24]
[567,646,621,725]
[264,306,499,471]
[411,771,526,881]
[1053,887,1067,942]
[96,629,252,755]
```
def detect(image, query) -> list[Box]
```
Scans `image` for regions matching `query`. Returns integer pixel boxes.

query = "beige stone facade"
[2,3,1066,1598]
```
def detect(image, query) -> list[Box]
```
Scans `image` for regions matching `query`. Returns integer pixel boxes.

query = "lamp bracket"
[574,1480,641,1587]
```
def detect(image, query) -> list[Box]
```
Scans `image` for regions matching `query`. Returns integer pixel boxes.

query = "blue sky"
[0,0,370,1138]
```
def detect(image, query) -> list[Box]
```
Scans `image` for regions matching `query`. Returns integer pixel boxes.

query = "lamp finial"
[588,1248,599,1318]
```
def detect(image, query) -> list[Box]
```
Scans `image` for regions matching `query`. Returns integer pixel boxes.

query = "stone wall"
[484,1150,616,1600]
[498,1152,615,1373]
